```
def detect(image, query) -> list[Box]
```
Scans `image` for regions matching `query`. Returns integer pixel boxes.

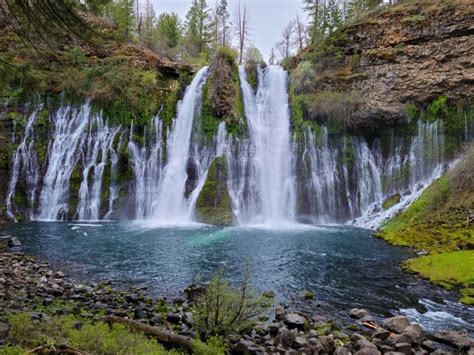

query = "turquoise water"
[3,221,473,333]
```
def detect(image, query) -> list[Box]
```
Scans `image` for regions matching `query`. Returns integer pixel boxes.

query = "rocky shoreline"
[0,247,473,354]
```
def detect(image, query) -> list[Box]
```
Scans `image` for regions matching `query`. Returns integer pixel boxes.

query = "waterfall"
[75,117,120,221]
[151,66,209,223]
[239,65,296,224]
[6,110,40,221]
[104,133,123,220]
[38,104,92,220]
[128,117,165,219]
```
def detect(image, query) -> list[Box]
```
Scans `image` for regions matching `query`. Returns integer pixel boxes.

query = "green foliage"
[7,312,177,354]
[405,103,419,120]
[108,0,136,39]
[184,0,213,58]
[65,47,86,67]
[195,156,233,226]
[0,345,25,355]
[155,13,182,59]
[426,95,448,121]
[292,61,315,94]
[193,336,228,355]
[193,267,272,339]
[402,14,426,23]
[382,194,401,210]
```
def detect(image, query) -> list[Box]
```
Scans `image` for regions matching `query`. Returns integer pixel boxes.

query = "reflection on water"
[3,221,473,334]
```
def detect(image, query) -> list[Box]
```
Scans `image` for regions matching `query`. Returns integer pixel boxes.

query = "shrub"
[291,61,315,94]
[192,336,228,355]
[193,266,272,339]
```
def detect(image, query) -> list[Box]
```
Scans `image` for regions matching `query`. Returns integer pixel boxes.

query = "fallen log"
[102,315,195,353]
[26,344,86,354]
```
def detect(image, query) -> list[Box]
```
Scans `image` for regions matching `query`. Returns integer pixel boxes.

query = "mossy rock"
[195,156,233,226]
[382,193,401,210]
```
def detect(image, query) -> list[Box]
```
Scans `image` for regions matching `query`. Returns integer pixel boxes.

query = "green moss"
[192,337,227,355]
[195,156,233,226]
[460,288,474,305]
[382,194,401,210]
[402,15,426,23]
[404,251,474,290]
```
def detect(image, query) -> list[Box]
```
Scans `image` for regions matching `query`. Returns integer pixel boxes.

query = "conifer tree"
[184,0,212,58]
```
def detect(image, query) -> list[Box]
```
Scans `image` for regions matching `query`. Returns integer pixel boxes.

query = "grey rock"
[275,304,286,321]
[293,336,308,349]
[8,237,22,247]
[434,329,474,349]
[431,350,453,355]
[277,327,295,348]
[357,339,377,350]
[421,340,440,352]
[394,342,412,355]
[166,312,181,324]
[404,324,424,343]
[334,347,351,355]
[350,308,369,319]
[284,313,306,330]
[371,329,390,341]
[355,348,381,355]
[312,335,335,353]
[383,316,411,334]
[234,339,263,354]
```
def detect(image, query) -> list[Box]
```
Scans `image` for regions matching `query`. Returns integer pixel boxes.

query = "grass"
[378,148,474,304]
[404,251,474,290]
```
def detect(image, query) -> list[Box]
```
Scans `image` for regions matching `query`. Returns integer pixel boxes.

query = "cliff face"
[344,1,474,129]
[295,0,474,131]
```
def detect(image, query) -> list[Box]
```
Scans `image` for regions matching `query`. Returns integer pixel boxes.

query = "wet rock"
[8,237,22,247]
[350,308,369,319]
[234,339,263,354]
[149,314,163,326]
[434,329,474,349]
[383,316,411,334]
[285,313,306,330]
[134,307,146,319]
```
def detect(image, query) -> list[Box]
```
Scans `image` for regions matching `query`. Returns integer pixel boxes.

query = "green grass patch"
[404,251,474,292]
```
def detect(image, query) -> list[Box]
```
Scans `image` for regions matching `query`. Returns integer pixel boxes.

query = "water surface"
[3,221,473,333]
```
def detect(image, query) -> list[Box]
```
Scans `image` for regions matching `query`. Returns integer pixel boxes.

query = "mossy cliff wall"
[195,156,233,226]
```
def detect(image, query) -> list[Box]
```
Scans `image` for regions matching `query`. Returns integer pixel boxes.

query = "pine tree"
[155,13,182,58]
[141,0,156,48]
[108,0,136,38]
[217,0,231,46]
[184,0,212,58]
[268,48,276,65]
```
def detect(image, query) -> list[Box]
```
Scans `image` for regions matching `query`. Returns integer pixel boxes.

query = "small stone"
[371,329,390,341]
[275,304,286,321]
[421,340,440,352]
[434,329,474,349]
[357,339,377,350]
[134,307,146,319]
[269,324,279,337]
[383,316,411,334]
[149,314,163,326]
[55,271,64,278]
[334,347,350,355]
[355,348,381,355]
[350,308,369,319]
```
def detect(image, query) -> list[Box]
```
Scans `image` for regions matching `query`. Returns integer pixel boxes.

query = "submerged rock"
[8,237,22,247]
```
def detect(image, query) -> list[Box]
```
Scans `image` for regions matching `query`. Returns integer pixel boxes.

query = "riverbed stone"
[434,329,474,349]
[8,237,22,247]
[395,342,412,355]
[404,324,424,343]
[355,348,381,355]
[371,329,390,341]
[383,316,411,334]
[277,327,296,347]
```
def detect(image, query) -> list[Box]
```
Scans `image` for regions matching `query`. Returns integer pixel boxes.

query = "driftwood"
[102,315,195,353]
[26,344,86,354]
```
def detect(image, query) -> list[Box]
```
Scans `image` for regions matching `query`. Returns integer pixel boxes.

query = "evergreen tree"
[108,0,136,38]
[155,12,182,59]
[217,0,231,46]
[141,0,156,48]
[184,0,212,58]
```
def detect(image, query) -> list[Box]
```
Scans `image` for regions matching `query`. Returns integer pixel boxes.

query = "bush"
[215,46,238,63]
[193,336,228,355]
[193,266,272,339]
[291,61,315,94]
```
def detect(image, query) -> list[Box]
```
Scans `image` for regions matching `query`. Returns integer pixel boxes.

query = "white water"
[6,110,40,221]
[38,104,92,220]
[151,67,209,224]
[238,65,296,224]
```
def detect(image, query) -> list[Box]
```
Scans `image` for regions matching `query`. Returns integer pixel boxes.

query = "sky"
[151,0,307,61]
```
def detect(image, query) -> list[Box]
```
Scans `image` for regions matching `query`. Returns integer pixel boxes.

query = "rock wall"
[345,1,474,129]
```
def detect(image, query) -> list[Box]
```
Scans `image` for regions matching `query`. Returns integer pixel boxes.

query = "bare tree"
[294,14,307,52]
[268,48,276,65]
[235,0,250,64]
[276,20,295,61]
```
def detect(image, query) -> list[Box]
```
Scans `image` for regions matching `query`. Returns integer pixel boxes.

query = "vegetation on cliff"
[195,156,233,226]
[378,146,474,304]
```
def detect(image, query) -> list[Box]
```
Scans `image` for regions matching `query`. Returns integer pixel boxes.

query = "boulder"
[383,316,411,334]
[434,329,474,349]
[277,327,295,348]
[284,313,306,330]
[293,336,309,349]
[355,348,381,355]
[8,237,22,247]
[394,342,412,355]
[312,335,335,354]
[275,305,286,321]
[404,324,424,343]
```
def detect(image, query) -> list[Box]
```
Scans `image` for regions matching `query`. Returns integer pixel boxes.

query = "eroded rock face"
[320,1,474,131]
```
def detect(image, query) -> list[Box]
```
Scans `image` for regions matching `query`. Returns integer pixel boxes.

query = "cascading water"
[238,65,296,224]
[6,109,40,221]
[75,118,120,221]
[38,104,92,220]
